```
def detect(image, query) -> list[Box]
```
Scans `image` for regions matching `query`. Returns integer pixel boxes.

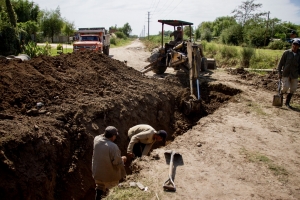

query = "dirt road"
[110,39,300,199]
[110,38,176,76]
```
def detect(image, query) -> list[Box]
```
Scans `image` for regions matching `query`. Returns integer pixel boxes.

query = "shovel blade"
[163,185,176,191]
[272,94,283,107]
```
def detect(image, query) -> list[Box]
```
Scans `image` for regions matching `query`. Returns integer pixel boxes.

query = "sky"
[33,0,300,36]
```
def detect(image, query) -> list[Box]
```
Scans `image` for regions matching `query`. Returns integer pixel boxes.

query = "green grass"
[200,41,283,70]
[240,148,288,182]
[50,48,73,56]
[246,101,268,116]
[110,38,132,48]
[291,103,300,110]
[104,185,154,200]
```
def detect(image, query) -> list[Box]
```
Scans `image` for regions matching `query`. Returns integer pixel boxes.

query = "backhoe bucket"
[183,99,201,115]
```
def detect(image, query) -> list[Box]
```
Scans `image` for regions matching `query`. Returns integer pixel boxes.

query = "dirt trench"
[0,50,240,199]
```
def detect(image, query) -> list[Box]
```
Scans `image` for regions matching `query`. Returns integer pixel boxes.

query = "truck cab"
[73,27,110,55]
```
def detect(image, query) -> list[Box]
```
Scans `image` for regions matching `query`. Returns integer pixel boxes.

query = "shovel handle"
[163,150,176,191]
[278,79,282,95]
[168,151,175,176]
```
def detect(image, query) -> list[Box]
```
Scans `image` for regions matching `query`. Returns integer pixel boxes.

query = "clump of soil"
[0,51,238,199]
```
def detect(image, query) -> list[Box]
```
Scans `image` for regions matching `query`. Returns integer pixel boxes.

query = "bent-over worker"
[127,124,167,158]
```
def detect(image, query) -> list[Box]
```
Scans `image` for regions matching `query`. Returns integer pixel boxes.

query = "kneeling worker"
[127,124,167,158]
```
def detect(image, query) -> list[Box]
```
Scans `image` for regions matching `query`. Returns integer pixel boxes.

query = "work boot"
[285,93,293,109]
[95,189,103,200]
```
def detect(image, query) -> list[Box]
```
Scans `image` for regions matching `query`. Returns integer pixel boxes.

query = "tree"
[243,19,269,47]
[183,25,193,37]
[201,29,212,42]
[121,22,132,37]
[40,7,63,43]
[62,20,75,43]
[198,21,213,33]
[195,29,200,41]
[0,3,10,25]
[5,0,17,27]
[197,21,213,41]
[18,20,38,40]
[11,0,40,22]
[212,16,237,37]
[220,24,243,45]
[232,0,267,26]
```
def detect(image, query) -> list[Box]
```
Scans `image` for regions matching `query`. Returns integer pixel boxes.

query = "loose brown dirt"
[0,39,299,200]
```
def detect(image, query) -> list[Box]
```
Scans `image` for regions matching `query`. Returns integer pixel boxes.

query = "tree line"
[0,0,132,56]
[1,0,299,56]
[191,0,300,49]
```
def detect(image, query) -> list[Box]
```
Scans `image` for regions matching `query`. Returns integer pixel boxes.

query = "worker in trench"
[92,126,127,200]
[126,124,167,158]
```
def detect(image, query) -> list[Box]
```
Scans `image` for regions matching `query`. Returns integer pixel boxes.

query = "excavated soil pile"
[0,51,239,199]
[227,67,300,102]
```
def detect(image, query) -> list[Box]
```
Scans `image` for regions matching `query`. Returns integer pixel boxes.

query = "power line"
[149,0,158,12]
[153,0,173,16]
[162,0,183,19]
[152,0,161,14]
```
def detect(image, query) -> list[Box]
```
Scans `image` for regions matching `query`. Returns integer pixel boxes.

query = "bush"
[267,40,290,50]
[250,52,277,69]
[220,45,238,59]
[23,41,51,58]
[110,38,117,45]
[0,25,20,56]
[200,29,212,42]
[220,24,243,45]
[205,42,218,58]
[115,31,127,39]
[56,44,63,50]
[240,47,255,68]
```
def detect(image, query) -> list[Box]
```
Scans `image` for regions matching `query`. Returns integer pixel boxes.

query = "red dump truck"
[73,27,110,55]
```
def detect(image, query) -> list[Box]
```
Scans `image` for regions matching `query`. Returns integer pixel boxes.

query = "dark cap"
[292,39,300,45]
[157,130,167,141]
[104,126,119,138]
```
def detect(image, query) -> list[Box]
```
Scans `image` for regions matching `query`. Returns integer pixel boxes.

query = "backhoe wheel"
[152,65,167,74]
[149,49,160,63]
[152,57,167,74]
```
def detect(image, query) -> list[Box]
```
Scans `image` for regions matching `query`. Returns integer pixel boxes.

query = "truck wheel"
[104,46,109,56]
[106,46,110,55]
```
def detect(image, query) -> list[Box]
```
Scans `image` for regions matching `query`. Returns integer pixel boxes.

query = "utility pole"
[264,11,270,46]
[148,12,150,40]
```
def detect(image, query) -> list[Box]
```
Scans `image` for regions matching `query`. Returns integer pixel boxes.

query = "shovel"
[272,79,283,107]
[163,150,180,191]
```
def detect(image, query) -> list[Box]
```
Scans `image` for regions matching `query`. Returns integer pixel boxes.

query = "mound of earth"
[0,50,236,199]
